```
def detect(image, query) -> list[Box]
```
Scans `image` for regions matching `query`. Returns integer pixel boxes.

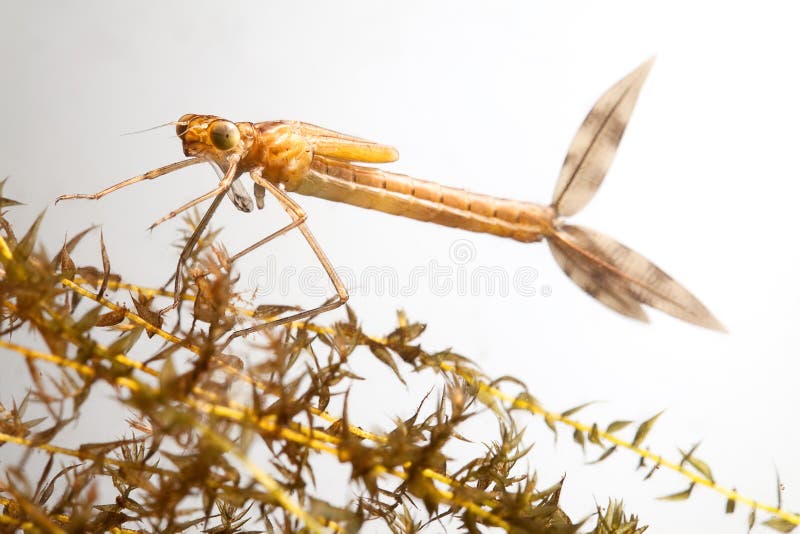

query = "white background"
[1,2,798,533]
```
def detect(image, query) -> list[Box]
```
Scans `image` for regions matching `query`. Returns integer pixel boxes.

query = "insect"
[56,58,724,340]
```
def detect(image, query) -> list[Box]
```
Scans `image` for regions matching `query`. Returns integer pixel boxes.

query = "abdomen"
[292,157,552,243]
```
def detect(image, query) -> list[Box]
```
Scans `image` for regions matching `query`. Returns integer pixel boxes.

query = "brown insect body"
[58,59,725,334]
[177,115,555,243]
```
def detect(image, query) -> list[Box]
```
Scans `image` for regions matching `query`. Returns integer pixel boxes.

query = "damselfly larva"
[57,58,725,339]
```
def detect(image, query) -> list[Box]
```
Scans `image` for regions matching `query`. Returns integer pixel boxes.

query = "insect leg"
[159,157,240,314]
[224,171,307,263]
[223,177,348,346]
[160,190,228,315]
[148,156,241,230]
[179,171,308,314]
[253,183,266,209]
[56,158,203,203]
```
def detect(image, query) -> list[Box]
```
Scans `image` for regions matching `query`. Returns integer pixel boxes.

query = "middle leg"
[222,176,348,346]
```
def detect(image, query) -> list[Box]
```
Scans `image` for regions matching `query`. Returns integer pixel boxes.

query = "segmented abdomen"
[293,157,552,243]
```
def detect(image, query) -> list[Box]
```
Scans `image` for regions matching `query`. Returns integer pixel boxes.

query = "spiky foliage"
[0,186,796,533]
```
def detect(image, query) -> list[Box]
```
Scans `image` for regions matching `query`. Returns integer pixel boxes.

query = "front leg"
[159,156,241,315]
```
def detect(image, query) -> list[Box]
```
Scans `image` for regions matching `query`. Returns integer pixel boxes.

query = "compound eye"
[209,120,240,151]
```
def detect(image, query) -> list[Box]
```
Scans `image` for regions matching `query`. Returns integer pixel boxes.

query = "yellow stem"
[448,363,800,526]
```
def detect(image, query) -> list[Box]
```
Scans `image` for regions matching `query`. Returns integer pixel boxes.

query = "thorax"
[241,121,313,190]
